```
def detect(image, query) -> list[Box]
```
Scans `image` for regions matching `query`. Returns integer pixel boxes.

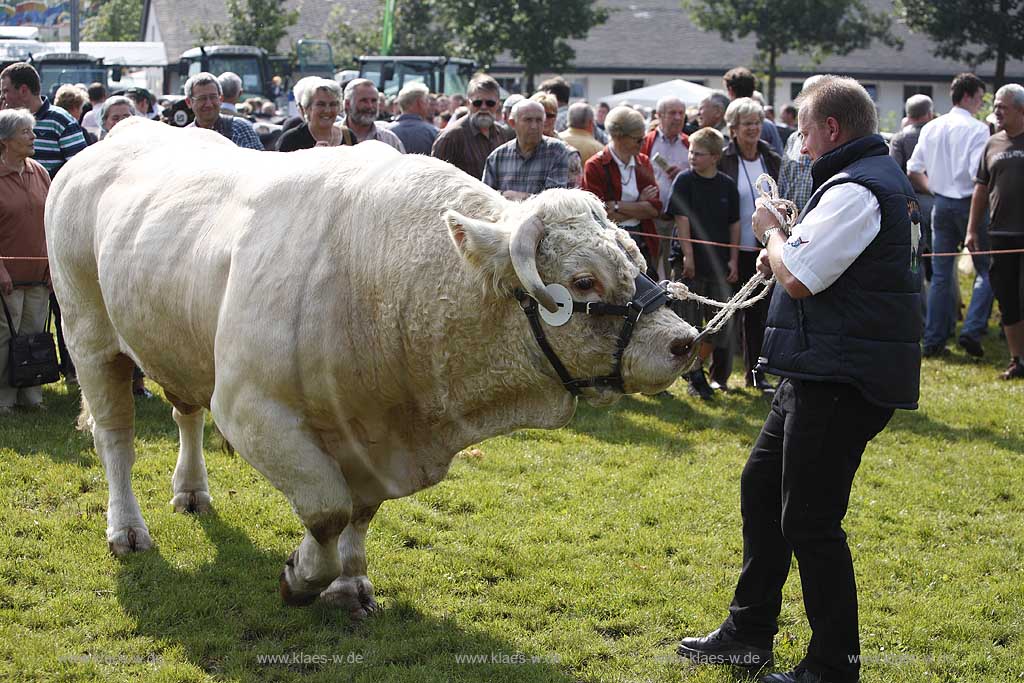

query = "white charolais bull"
[46,118,696,617]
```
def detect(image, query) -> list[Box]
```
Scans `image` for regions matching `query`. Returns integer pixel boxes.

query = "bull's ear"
[614,227,647,271]
[445,210,515,284]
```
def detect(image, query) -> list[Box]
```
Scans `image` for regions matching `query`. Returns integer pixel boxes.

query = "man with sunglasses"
[431,74,513,179]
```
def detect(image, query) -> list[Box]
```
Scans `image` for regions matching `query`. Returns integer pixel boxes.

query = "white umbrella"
[600,78,714,109]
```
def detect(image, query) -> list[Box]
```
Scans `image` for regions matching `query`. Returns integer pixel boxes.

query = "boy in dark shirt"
[666,127,740,400]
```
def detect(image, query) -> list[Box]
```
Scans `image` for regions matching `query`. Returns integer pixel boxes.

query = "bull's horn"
[510,215,558,313]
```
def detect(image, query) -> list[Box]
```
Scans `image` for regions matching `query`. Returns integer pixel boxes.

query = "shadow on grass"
[115,511,585,683]
[888,407,1024,455]
[0,383,93,466]
[563,388,769,451]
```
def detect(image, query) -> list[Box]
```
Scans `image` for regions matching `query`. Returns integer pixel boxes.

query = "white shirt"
[906,106,990,199]
[649,129,690,209]
[737,156,766,248]
[610,146,640,227]
[782,183,881,295]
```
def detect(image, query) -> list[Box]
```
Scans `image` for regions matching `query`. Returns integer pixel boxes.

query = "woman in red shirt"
[582,105,661,278]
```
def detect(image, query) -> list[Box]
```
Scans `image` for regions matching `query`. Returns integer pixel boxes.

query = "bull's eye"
[573,276,596,291]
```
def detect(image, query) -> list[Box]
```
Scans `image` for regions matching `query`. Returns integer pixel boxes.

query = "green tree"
[328,0,608,92]
[328,0,454,67]
[683,0,900,105]
[82,0,143,42]
[442,0,608,93]
[897,0,1024,89]
[193,0,299,54]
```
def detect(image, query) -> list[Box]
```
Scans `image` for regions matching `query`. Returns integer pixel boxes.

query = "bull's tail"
[77,394,94,433]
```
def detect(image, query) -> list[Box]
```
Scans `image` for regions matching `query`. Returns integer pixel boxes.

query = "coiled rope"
[665,174,799,339]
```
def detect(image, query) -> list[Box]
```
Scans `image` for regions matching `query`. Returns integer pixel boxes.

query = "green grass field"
[1,330,1021,683]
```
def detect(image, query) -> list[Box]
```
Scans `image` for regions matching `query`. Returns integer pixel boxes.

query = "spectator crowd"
[0,59,1022,414]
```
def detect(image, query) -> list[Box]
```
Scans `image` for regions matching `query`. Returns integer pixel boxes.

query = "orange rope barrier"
[625,230,1024,258]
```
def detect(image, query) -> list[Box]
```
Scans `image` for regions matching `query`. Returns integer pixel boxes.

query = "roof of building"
[493,0,1024,80]
[143,0,1024,81]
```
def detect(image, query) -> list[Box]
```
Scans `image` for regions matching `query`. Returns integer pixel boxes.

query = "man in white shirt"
[678,76,922,683]
[342,79,406,153]
[907,73,993,357]
[643,96,691,278]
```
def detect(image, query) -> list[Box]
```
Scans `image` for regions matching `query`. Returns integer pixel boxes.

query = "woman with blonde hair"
[719,97,781,392]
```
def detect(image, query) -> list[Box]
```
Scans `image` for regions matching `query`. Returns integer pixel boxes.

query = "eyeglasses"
[191,94,220,104]
[472,99,498,108]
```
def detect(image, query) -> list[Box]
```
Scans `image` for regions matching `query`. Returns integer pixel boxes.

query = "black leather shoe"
[677,627,772,668]
[957,335,984,358]
[751,370,776,394]
[687,370,715,401]
[761,668,839,682]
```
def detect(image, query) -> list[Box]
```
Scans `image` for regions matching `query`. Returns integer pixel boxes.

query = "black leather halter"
[514,273,672,396]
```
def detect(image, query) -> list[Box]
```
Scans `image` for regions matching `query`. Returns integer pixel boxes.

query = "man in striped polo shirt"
[1,62,87,178]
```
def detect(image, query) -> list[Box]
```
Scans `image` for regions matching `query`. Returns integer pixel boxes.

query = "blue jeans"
[923,195,993,348]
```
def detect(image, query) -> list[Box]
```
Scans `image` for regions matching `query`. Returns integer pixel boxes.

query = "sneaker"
[1001,357,1024,380]
[957,335,984,358]
[687,369,715,401]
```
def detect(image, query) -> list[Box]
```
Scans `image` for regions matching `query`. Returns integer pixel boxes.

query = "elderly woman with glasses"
[530,92,559,138]
[0,109,51,413]
[582,105,662,278]
[278,78,353,151]
[98,95,137,139]
[718,96,782,393]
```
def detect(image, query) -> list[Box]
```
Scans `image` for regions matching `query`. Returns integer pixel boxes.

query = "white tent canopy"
[600,78,714,109]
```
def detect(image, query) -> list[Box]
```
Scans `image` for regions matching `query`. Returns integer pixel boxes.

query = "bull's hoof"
[107,526,153,557]
[278,552,322,607]
[319,575,378,620]
[170,490,213,514]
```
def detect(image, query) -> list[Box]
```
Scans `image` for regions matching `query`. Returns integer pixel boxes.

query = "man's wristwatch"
[760,227,783,247]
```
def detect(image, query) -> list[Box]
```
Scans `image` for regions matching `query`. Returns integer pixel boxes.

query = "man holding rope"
[677,76,922,683]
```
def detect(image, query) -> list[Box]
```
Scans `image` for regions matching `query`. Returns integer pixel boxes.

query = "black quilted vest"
[757,135,922,409]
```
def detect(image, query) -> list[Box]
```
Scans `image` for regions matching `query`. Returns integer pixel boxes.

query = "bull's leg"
[168,403,212,514]
[80,353,153,556]
[321,504,381,619]
[211,393,350,606]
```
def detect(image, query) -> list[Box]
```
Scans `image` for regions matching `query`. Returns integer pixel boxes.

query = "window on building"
[613,78,645,94]
[862,84,878,101]
[903,84,933,101]
[570,78,587,99]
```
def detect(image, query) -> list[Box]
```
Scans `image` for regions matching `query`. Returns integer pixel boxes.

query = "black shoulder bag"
[2,283,60,387]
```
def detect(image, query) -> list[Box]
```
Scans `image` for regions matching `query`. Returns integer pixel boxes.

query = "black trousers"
[708,250,770,385]
[721,378,893,683]
[50,292,75,378]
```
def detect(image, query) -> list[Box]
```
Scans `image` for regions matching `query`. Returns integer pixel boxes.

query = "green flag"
[381,0,396,55]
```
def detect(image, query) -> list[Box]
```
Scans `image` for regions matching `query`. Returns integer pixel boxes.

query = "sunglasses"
[472,99,498,108]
